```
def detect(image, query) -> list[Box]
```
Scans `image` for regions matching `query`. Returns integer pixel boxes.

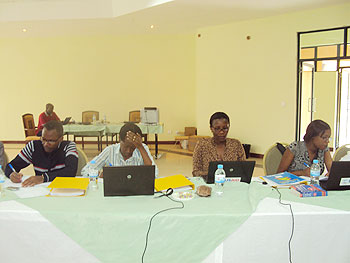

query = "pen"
[303,162,310,168]
[8,163,17,174]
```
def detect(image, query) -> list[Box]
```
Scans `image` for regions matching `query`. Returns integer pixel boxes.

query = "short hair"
[46,103,54,108]
[303,119,330,143]
[43,120,63,137]
[119,122,142,141]
[209,112,230,127]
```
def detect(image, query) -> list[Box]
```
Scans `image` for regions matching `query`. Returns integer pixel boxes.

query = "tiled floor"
[3,143,264,178]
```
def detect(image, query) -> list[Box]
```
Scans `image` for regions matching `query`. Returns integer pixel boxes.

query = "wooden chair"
[263,143,289,175]
[74,111,103,151]
[76,146,88,176]
[82,111,99,124]
[22,113,37,137]
[129,110,141,123]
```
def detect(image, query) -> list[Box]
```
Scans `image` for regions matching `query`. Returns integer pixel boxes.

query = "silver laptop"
[103,165,155,196]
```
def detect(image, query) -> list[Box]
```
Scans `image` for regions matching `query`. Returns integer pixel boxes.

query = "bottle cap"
[90,160,96,164]
[313,160,319,164]
[217,164,223,169]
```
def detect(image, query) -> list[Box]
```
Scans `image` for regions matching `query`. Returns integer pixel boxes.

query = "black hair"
[209,112,230,127]
[303,119,331,143]
[43,120,63,137]
[119,122,142,141]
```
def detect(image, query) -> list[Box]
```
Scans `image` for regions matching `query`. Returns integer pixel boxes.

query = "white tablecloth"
[204,197,350,263]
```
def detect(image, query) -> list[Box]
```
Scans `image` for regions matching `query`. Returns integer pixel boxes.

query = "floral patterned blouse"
[287,141,329,174]
[192,137,246,178]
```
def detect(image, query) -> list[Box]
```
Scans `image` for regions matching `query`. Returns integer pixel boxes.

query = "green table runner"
[6,182,271,263]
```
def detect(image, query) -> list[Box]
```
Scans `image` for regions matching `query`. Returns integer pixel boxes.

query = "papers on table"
[3,175,51,198]
[49,188,86,197]
[48,177,90,197]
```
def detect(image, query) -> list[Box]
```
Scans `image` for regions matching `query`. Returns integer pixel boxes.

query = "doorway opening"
[296,26,350,150]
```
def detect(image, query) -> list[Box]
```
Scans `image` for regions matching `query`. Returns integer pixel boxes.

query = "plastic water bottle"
[89,160,99,190]
[92,114,96,123]
[214,164,226,196]
[0,165,5,196]
[310,159,321,185]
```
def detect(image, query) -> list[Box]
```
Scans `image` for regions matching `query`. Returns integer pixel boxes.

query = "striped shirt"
[5,140,78,182]
[81,143,158,177]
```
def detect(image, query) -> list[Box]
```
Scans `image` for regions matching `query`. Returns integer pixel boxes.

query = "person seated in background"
[192,112,246,179]
[36,103,60,136]
[277,119,332,177]
[5,120,78,187]
[0,141,5,170]
[81,122,158,177]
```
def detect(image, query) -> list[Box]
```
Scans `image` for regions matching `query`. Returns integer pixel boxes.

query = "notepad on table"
[48,177,90,196]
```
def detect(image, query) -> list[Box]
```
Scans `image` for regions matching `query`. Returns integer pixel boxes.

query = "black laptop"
[320,161,350,191]
[61,117,71,125]
[103,165,155,196]
[206,161,256,184]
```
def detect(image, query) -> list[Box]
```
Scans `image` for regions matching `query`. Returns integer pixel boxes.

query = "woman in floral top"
[192,112,246,179]
[277,119,332,176]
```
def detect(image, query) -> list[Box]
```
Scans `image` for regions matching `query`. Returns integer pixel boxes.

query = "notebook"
[61,117,72,125]
[319,161,350,191]
[103,165,155,196]
[206,161,255,184]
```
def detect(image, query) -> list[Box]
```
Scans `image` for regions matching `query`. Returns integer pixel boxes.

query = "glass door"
[338,66,350,147]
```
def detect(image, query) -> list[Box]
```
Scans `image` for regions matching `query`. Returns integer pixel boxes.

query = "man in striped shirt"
[81,122,158,177]
[5,120,78,187]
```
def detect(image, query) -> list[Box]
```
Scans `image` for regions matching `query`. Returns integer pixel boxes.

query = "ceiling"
[0,0,348,37]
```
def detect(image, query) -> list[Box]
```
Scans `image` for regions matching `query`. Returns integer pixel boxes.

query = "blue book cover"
[291,184,328,197]
[263,172,306,186]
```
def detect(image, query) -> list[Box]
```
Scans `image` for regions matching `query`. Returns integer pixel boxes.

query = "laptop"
[103,165,155,196]
[206,161,256,184]
[61,117,71,125]
[319,161,350,191]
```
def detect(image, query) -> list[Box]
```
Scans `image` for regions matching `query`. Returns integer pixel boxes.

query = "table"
[204,196,350,262]
[1,181,350,263]
[63,123,164,157]
[0,180,270,263]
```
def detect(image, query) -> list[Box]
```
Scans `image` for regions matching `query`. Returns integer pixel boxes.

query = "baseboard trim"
[2,140,176,145]
[1,140,264,158]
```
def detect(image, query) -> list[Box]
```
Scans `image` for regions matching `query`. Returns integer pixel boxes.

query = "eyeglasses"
[320,135,331,141]
[212,126,229,132]
[41,137,60,144]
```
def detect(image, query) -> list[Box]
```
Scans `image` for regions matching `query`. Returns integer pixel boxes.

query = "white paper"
[3,176,50,198]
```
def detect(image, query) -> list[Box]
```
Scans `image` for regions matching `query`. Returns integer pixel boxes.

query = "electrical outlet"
[167,130,172,134]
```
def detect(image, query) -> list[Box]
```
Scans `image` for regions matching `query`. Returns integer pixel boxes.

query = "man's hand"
[10,172,23,183]
[126,131,143,149]
[22,176,44,187]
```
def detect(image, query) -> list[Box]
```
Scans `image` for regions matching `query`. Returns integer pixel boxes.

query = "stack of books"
[261,172,307,188]
[290,184,328,197]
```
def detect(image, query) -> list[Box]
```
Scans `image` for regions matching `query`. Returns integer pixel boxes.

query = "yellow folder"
[155,174,194,192]
[48,177,90,196]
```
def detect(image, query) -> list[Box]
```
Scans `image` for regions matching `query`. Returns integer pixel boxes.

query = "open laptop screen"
[320,161,350,191]
[103,165,155,196]
[206,161,255,184]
